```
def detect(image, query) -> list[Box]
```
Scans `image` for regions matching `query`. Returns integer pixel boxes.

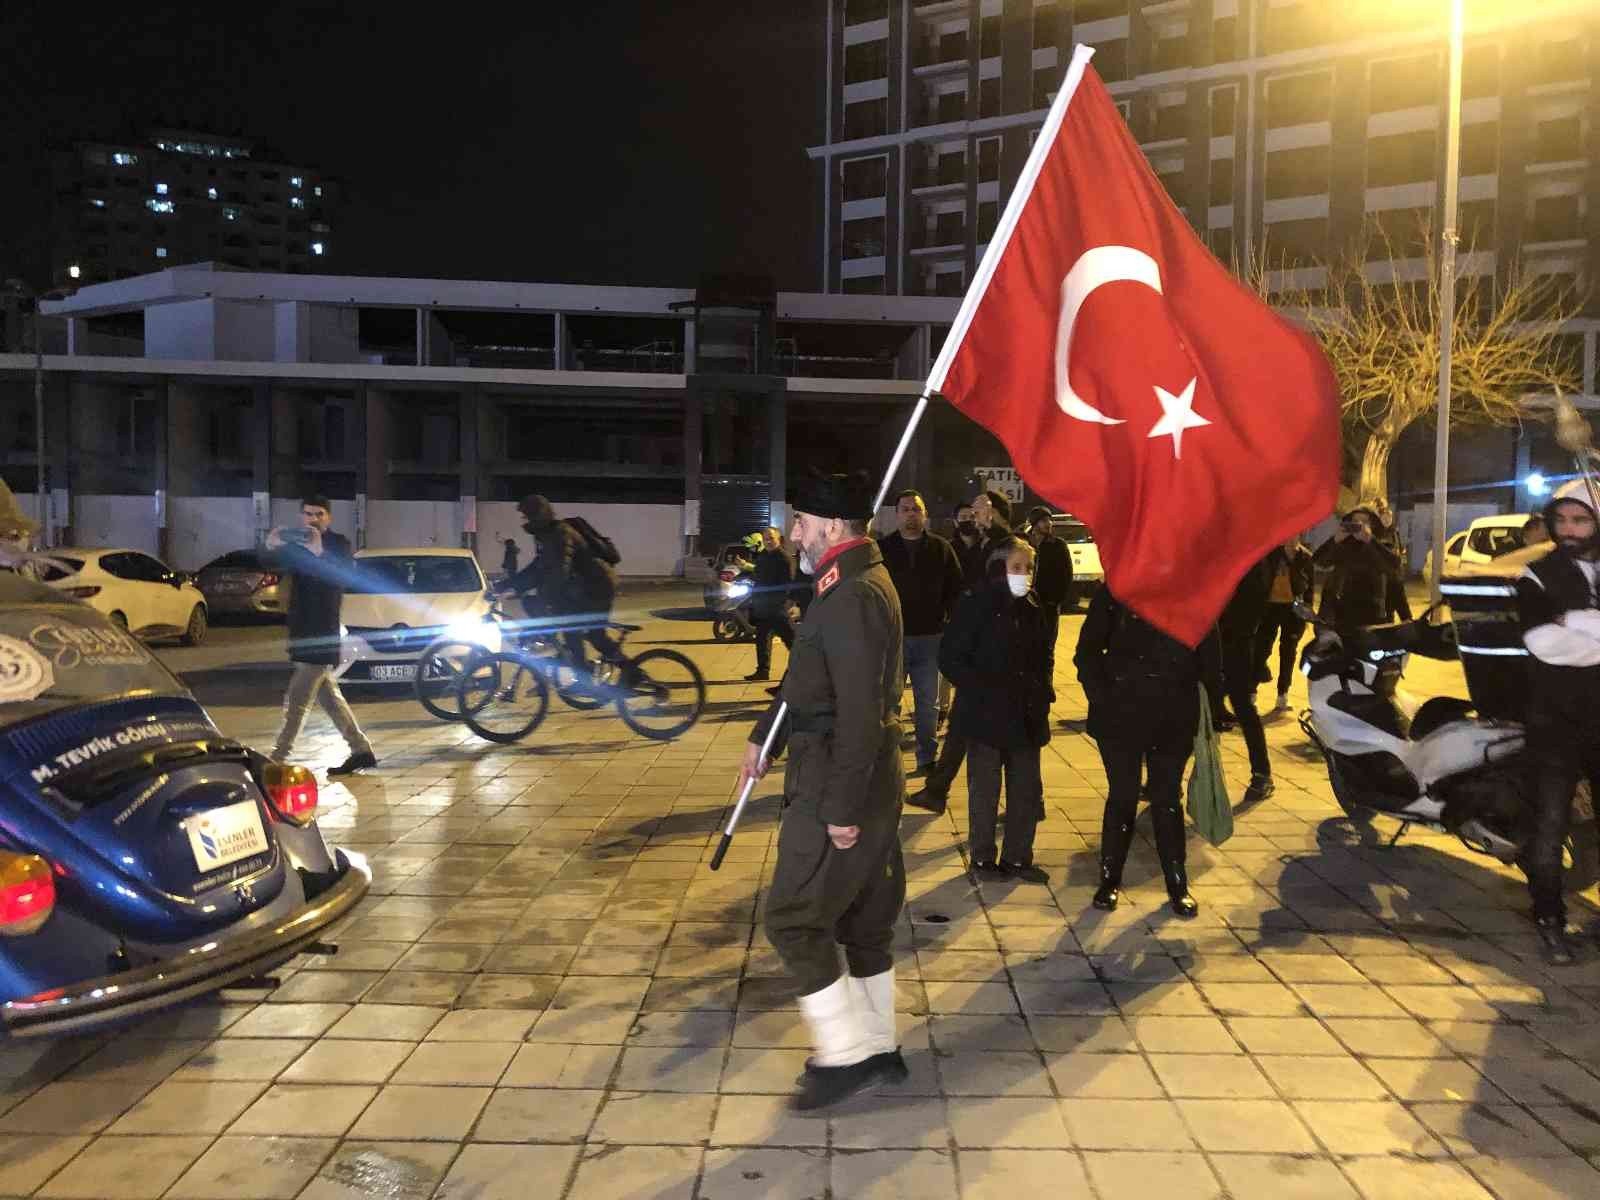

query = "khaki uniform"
[754,539,906,997]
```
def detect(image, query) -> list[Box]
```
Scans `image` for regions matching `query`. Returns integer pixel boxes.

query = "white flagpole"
[713,44,1099,870]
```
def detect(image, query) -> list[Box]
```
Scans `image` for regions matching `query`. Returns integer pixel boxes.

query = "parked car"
[0,572,368,1036]
[337,548,499,684]
[1421,514,1534,581]
[196,549,289,620]
[1055,515,1103,605]
[37,548,208,645]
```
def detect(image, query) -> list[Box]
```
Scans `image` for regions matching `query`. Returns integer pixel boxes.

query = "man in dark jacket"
[1219,557,1273,803]
[500,495,623,670]
[1370,498,1412,622]
[1315,507,1399,632]
[1027,506,1073,645]
[940,537,1054,882]
[1516,484,1600,965]
[746,526,796,682]
[267,495,374,774]
[878,490,964,771]
[1255,538,1314,713]
[737,470,906,1111]
[913,487,1015,812]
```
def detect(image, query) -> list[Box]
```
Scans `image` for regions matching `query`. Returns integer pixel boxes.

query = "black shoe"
[328,751,376,777]
[745,670,770,682]
[1092,882,1120,911]
[905,788,946,815]
[1243,774,1276,803]
[1168,891,1200,919]
[1536,918,1577,966]
[797,1048,909,1087]
[1002,861,1050,884]
[790,1055,896,1111]
[969,858,1006,882]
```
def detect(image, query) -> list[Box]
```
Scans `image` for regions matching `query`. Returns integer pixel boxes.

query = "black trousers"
[765,796,906,997]
[1525,735,1600,923]
[1097,741,1190,886]
[1254,602,1307,698]
[926,727,966,798]
[1222,639,1271,779]
[966,740,1042,865]
[753,613,794,675]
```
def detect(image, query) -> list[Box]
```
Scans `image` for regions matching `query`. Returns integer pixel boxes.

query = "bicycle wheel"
[458,652,551,744]
[414,638,484,722]
[616,649,706,740]
[523,637,609,710]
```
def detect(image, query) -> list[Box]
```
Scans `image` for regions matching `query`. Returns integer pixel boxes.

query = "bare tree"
[1247,225,1583,508]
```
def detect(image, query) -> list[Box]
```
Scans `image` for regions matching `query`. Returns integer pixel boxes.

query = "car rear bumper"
[204,593,284,616]
[0,850,370,1038]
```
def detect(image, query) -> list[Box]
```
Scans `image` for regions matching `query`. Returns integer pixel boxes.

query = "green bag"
[1186,684,1234,846]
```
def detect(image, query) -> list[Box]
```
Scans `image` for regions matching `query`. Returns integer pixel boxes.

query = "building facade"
[813,0,1600,306]
[49,130,338,290]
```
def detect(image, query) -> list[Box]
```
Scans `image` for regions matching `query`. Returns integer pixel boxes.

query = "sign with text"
[974,466,1024,503]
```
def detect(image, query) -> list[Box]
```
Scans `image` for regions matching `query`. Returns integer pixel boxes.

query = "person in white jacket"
[1516,481,1600,964]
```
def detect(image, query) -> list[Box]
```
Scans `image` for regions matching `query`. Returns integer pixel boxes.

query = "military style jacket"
[751,538,905,828]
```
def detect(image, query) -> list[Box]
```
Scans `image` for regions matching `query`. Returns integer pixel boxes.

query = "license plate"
[187,800,270,872]
[370,663,416,681]
[212,580,250,593]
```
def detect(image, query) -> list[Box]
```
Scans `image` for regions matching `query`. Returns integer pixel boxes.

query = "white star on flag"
[1147,378,1210,460]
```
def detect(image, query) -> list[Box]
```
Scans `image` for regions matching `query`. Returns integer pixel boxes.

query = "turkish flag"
[930,47,1340,647]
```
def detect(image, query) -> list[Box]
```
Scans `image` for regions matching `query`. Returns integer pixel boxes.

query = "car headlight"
[444,619,501,651]
[727,582,752,599]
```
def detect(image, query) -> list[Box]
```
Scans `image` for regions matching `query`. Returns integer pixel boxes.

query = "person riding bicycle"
[498,495,631,682]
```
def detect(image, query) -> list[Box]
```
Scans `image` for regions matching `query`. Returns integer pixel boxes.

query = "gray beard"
[799,551,816,576]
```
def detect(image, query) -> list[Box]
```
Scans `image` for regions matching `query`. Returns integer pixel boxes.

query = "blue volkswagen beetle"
[0,571,368,1036]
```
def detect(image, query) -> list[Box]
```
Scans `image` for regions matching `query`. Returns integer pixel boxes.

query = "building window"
[290,196,305,209]
[844,98,888,139]
[1531,193,1582,243]
[68,265,81,280]
[89,198,106,209]
[1210,86,1237,137]
[844,0,887,24]
[1153,101,1187,142]
[842,274,885,295]
[1461,122,1499,176]
[223,207,240,221]
[1540,37,1586,83]
[1262,1,1327,56]
[156,247,168,259]
[1033,4,1058,48]
[146,198,175,214]
[1213,15,1239,64]
[842,216,886,258]
[1208,227,1235,264]
[978,137,1000,183]
[1463,43,1500,99]
[934,270,965,298]
[290,175,304,188]
[1263,217,1328,270]
[207,186,218,199]
[1265,145,1330,200]
[155,182,168,195]
[1534,116,1583,164]
[935,89,968,123]
[1367,129,1436,188]
[1075,0,1127,19]
[314,185,323,196]
[112,152,138,166]
[1209,160,1234,207]
[980,76,1002,118]
[1369,55,1438,114]
[978,199,998,241]
[1266,72,1332,128]
[844,39,888,84]
[841,156,888,200]
[311,241,325,255]
[1365,208,1431,260]
[980,14,1002,58]
[1150,24,1189,73]
[1033,66,1058,110]
[1092,40,1129,84]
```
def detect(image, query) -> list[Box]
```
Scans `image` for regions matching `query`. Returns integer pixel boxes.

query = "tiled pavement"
[4,600,1600,1199]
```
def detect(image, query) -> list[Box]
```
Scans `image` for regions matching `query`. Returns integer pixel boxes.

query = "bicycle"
[457,621,706,744]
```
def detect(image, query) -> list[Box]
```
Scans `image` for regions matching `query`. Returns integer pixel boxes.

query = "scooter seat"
[1409,696,1477,742]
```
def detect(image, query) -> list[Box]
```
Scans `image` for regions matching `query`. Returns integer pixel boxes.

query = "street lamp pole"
[31,302,46,550]
[1430,0,1465,608]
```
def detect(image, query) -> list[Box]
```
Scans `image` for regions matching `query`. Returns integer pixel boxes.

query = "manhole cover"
[924,914,950,924]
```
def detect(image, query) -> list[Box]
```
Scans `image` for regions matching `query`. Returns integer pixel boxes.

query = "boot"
[1149,797,1197,917]
[1164,864,1200,919]
[792,976,890,1111]
[852,969,909,1084]
[1093,813,1133,911]
[1536,917,1577,967]
[1243,774,1275,804]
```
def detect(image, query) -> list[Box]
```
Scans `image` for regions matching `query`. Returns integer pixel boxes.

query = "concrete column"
[154,379,171,563]
[65,318,82,356]
[553,313,572,371]
[459,388,479,552]
[683,391,703,553]
[352,383,368,549]
[251,382,271,544]
[269,387,300,499]
[274,301,309,363]
[365,389,391,503]
[769,385,787,531]
[683,318,698,373]
[414,309,425,367]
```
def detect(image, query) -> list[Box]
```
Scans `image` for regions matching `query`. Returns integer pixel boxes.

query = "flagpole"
[713,43,1100,870]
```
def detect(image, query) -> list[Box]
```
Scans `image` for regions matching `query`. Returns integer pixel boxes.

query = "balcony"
[910,225,967,253]
[911,158,968,193]
[913,31,969,72]
[910,92,970,128]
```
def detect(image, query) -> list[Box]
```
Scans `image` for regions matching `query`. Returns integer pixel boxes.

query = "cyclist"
[498,495,632,683]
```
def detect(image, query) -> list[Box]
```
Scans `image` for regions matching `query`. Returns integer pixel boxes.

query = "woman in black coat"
[940,538,1055,883]
[1074,588,1222,917]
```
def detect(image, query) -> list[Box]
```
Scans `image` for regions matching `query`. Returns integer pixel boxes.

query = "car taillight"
[263,763,318,825]
[64,586,100,599]
[256,573,280,590]
[718,570,736,582]
[0,853,55,936]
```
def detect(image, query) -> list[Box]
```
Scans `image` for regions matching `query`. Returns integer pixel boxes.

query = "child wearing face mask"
[938,537,1055,883]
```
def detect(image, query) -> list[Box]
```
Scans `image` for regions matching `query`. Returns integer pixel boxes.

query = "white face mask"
[1006,573,1031,598]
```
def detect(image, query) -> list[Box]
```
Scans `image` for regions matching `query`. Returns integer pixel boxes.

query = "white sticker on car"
[187,801,270,873]
[0,635,53,704]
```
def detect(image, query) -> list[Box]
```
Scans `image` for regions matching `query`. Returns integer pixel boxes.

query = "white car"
[38,548,208,644]
[1056,515,1103,604]
[337,548,500,684]
[1421,514,1533,581]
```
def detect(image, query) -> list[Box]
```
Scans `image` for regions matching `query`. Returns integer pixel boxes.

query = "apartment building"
[812,0,1600,306]
[49,130,338,289]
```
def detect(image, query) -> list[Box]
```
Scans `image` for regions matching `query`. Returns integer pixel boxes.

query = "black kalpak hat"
[791,469,875,521]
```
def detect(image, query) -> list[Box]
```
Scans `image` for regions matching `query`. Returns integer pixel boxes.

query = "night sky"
[0,2,824,291]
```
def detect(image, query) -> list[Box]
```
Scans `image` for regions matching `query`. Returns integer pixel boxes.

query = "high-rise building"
[49,130,338,288]
[811,1,1600,304]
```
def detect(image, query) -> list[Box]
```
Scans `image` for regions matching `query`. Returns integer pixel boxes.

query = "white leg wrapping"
[797,975,873,1068]
[851,967,897,1056]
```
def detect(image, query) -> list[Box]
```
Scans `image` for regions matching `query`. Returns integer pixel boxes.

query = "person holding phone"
[1314,508,1399,634]
[265,495,374,775]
